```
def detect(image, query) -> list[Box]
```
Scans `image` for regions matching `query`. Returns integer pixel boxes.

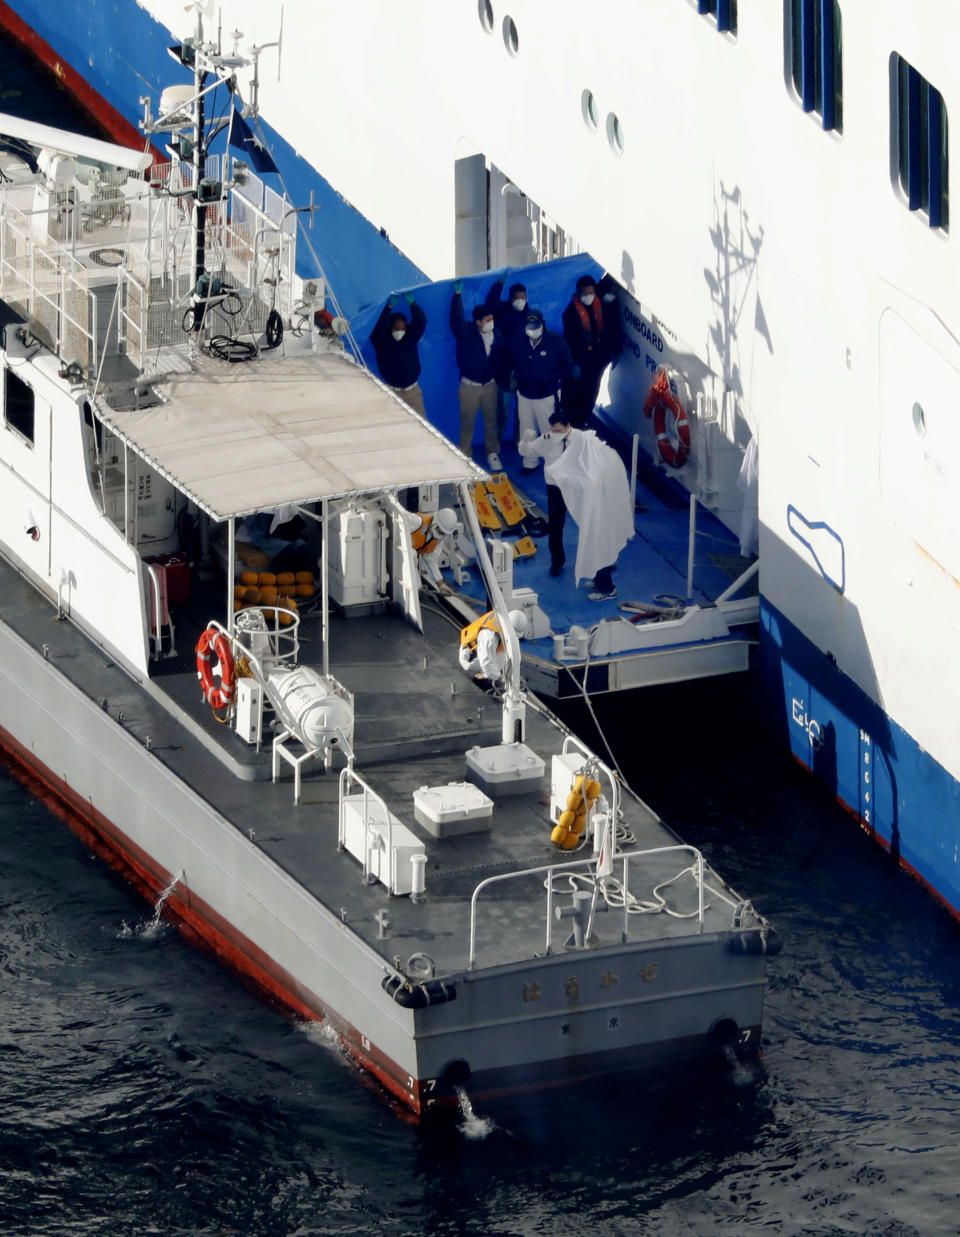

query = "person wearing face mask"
[561,274,616,427]
[510,309,575,471]
[518,410,585,576]
[450,281,506,468]
[483,276,540,444]
[369,290,428,416]
[596,274,624,367]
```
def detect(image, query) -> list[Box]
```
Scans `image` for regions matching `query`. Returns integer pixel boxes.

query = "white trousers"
[517,393,558,441]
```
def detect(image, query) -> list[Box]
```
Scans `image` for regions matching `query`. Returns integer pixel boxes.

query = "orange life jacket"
[459,610,502,656]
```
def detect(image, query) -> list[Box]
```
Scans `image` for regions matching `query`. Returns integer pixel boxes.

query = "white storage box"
[465,743,545,798]
[413,782,494,838]
[550,751,587,825]
[341,793,424,895]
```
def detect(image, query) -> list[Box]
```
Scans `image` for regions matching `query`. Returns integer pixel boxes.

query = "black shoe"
[549,563,564,577]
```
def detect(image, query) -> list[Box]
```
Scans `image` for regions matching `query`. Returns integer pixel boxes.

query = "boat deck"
[0,551,746,979]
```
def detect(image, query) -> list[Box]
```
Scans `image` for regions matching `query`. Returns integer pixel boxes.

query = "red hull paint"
[0,720,423,1116]
[0,1,164,162]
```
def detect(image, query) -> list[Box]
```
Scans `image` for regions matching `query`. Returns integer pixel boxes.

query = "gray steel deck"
[0,551,748,979]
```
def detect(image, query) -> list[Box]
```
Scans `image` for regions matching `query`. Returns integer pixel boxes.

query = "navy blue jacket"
[484,279,541,356]
[450,293,507,385]
[510,329,574,400]
[370,300,426,389]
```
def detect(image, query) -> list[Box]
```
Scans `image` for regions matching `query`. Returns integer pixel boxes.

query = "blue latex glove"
[404,291,415,305]
[454,279,463,294]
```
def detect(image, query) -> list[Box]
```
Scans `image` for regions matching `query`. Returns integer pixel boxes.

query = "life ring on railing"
[643,369,691,468]
[196,626,236,709]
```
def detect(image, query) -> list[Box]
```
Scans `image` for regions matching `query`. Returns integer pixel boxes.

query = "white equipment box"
[465,742,545,798]
[550,751,587,825]
[341,792,423,895]
[329,506,387,607]
[413,782,494,838]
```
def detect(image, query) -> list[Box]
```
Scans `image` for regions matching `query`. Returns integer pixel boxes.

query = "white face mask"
[511,298,526,311]
[580,291,595,306]
[480,322,494,336]
[602,293,616,303]
[391,330,405,342]
[525,327,543,341]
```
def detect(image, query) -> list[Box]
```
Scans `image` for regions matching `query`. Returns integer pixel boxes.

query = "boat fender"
[381,974,457,1008]
[727,927,783,956]
[196,626,236,709]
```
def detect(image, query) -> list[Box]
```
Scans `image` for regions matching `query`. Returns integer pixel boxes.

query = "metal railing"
[338,766,400,894]
[467,842,705,969]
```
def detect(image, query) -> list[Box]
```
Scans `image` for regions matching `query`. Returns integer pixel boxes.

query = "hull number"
[791,697,822,750]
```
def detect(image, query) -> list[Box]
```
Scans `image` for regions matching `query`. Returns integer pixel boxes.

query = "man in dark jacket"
[370,291,427,416]
[561,274,616,426]
[450,282,506,466]
[510,310,575,471]
[484,275,540,444]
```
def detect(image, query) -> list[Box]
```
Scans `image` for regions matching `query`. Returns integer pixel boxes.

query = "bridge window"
[788,0,843,133]
[4,367,35,445]
[696,0,737,36]
[892,54,949,231]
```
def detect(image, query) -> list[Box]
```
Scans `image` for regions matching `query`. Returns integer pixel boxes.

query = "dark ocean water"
[2,676,959,1237]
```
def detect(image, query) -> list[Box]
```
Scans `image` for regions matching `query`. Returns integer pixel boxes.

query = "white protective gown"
[545,430,635,584]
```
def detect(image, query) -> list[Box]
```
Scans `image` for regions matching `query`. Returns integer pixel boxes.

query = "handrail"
[560,733,620,822]
[338,766,397,893]
[467,843,706,969]
[145,562,163,660]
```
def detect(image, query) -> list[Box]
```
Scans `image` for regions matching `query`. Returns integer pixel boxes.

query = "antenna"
[247,7,283,114]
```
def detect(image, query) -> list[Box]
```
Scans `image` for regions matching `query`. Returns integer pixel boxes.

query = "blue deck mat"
[456,441,749,661]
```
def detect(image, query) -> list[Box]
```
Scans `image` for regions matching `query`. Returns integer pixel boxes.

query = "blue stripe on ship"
[758,597,960,918]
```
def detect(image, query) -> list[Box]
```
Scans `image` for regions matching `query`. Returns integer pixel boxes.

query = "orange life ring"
[196,626,236,709]
[644,372,691,468]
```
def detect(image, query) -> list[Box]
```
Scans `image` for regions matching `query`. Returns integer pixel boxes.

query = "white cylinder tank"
[267,666,353,750]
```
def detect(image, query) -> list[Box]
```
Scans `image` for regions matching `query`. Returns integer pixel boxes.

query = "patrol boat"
[0,21,779,1115]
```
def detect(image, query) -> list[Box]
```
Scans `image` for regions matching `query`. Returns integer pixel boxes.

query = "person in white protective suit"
[458,609,528,682]
[542,427,635,600]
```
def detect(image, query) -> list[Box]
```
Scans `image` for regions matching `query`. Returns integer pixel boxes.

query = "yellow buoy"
[296,583,314,598]
[258,571,277,586]
[558,809,577,830]
[258,585,278,604]
[585,779,602,801]
[566,790,583,812]
[243,586,260,604]
[240,570,258,586]
[276,571,296,586]
[295,570,314,585]
[560,830,580,850]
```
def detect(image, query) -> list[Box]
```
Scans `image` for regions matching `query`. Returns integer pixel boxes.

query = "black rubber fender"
[727,927,783,956]
[382,974,457,1008]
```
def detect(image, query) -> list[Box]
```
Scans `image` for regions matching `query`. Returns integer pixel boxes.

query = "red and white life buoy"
[196,626,236,709]
[643,370,691,469]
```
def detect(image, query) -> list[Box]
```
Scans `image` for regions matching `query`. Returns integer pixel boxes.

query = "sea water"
[1,677,958,1236]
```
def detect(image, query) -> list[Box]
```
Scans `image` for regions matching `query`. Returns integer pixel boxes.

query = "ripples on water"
[1,677,959,1236]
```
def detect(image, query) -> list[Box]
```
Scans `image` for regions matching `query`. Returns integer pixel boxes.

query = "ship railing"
[467,843,705,969]
[0,200,98,371]
[560,733,620,821]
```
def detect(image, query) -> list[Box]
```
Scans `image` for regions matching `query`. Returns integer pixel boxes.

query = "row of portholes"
[478,1,624,155]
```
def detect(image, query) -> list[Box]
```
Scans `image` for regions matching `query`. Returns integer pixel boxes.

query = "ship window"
[788,0,843,133]
[581,90,599,132]
[502,15,519,57]
[696,0,737,36]
[478,0,494,33]
[892,55,949,232]
[4,367,34,445]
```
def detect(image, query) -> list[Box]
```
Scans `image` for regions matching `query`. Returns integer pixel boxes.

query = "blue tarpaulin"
[350,254,604,449]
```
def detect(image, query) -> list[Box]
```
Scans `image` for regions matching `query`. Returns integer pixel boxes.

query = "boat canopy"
[94,351,484,520]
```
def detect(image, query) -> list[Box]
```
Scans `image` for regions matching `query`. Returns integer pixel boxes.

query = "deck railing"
[467,842,705,969]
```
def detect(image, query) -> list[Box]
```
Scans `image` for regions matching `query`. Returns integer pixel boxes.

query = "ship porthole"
[581,89,599,132]
[606,112,625,156]
[912,401,927,438]
[478,0,494,33]
[502,15,519,57]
